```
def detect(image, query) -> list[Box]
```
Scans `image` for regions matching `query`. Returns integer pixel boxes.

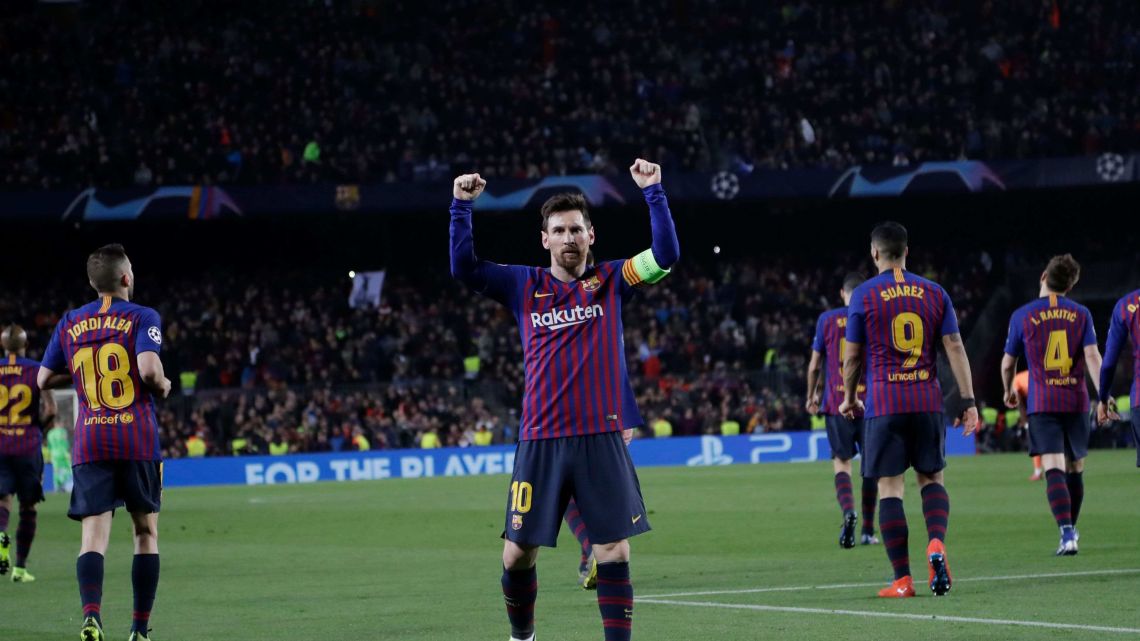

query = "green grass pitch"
[4,451,1138,640]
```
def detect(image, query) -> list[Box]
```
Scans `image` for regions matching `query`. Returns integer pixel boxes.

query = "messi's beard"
[554,247,587,273]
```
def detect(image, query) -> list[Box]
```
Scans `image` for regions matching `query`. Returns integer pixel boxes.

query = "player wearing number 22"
[39,244,171,641]
[0,324,58,583]
[1001,255,1104,557]
[840,222,979,600]
[450,159,679,641]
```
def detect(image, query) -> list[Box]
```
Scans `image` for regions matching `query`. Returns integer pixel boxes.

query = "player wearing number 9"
[840,221,978,600]
[1000,254,1103,556]
[38,243,169,641]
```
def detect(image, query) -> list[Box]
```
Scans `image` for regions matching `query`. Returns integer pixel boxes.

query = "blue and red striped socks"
[1067,472,1084,526]
[502,566,537,640]
[834,472,855,516]
[14,507,36,568]
[596,561,633,641]
[861,477,878,536]
[131,554,160,634]
[564,499,591,570]
[77,551,104,624]
[920,483,949,542]
[1046,469,1072,528]
[879,498,910,579]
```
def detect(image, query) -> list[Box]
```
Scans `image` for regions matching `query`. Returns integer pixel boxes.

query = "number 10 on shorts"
[510,481,533,513]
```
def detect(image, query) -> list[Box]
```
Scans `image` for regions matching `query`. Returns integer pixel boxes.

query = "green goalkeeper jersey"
[47,426,70,460]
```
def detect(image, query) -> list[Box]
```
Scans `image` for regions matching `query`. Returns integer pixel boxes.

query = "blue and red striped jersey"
[811,307,865,416]
[0,355,44,456]
[471,261,636,440]
[1099,289,1140,407]
[42,295,163,464]
[1004,294,1096,414]
[845,268,959,418]
[451,183,678,440]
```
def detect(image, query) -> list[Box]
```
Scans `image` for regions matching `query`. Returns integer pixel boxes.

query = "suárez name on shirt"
[879,285,925,302]
[67,316,133,341]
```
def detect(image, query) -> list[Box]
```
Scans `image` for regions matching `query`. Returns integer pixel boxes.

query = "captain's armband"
[621,249,671,286]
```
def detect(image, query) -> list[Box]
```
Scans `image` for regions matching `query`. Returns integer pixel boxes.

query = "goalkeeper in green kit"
[46,420,72,493]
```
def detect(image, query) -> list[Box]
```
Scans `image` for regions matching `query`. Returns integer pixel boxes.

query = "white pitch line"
[636,598,1140,635]
[638,567,1140,599]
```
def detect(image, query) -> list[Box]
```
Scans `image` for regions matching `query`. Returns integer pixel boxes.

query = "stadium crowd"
[2,0,1139,190]
[2,249,994,458]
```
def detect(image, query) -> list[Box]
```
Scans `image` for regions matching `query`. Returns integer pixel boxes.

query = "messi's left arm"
[622,159,679,287]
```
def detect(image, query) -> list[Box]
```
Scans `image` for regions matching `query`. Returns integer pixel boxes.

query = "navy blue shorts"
[0,452,45,505]
[504,431,650,548]
[69,460,163,521]
[862,412,946,478]
[1028,412,1089,460]
[1133,412,1140,468]
[825,415,864,461]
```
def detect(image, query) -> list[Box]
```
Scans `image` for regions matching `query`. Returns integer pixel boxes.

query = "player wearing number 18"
[839,222,979,600]
[1000,255,1103,557]
[39,244,171,641]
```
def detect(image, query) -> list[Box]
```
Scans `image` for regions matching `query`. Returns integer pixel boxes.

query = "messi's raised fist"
[629,159,662,188]
[453,173,487,200]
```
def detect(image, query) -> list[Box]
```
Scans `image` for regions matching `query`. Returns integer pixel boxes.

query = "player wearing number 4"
[39,244,171,641]
[450,160,679,641]
[840,222,979,599]
[1001,255,1104,556]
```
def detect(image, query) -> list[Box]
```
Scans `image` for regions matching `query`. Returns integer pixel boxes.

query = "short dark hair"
[540,192,591,231]
[842,272,864,293]
[87,243,129,293]
[1044,254,1081,293]
[870,221,908,260]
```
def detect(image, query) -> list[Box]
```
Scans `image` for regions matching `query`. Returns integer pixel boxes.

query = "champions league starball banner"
[3,154,1137,221]
[41,431,975,489]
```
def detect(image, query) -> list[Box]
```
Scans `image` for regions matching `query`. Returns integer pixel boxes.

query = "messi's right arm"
[449,173,519,304]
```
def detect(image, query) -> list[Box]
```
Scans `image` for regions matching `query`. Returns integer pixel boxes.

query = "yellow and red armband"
[621,248,671,286]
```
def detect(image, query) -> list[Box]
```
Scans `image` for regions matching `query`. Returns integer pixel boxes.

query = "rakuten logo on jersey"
[530,304,604,331]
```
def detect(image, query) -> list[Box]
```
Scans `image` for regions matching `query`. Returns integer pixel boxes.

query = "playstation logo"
[687,436,734,466]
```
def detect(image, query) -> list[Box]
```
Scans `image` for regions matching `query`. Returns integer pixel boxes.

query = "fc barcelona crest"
[511,514,524,531]
[581,275,602,292]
